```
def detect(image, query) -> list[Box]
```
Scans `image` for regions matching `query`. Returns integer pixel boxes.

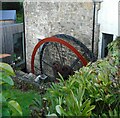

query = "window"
[13,32,24,64]
[101,33,113,58]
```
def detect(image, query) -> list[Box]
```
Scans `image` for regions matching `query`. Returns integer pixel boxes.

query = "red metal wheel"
[31,36,88,80]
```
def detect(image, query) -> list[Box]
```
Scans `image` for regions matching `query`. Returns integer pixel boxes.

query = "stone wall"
[24,1,99,72]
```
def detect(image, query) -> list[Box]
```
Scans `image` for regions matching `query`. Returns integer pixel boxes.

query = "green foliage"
[37,37,120,117]
[108,36,120,65]
[0,62,15,77]
[3,88,41,116]
[0,62,15,86]
[0,62,22,117]
[29,97,43,117]
[0,62,15,87]
[8,100,22,116]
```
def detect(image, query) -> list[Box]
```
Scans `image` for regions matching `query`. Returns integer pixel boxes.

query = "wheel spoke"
[42,59,53,68]
[60,44,65,65]
[70,58,81,68]
[34,65,41,70]
[54,43,63,66]
[46,44,53,62]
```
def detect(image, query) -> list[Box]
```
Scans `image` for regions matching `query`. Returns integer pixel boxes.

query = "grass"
[3,87,41,116]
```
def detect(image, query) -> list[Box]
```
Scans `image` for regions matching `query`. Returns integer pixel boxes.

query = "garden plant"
[0,62,22,116]
[0,56,41,116]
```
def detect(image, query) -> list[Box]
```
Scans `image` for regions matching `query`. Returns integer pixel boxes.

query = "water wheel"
[31,34,97,81]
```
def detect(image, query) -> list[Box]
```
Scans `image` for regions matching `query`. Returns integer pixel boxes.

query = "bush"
[38,37,120,117]
[0,62,22,117]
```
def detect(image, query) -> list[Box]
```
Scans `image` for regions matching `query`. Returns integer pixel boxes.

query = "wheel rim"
[53,34,97,62]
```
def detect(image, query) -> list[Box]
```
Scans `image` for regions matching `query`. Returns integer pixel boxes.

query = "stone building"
[24,0,100,71]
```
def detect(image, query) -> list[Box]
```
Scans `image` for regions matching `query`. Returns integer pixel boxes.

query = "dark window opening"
[13,32,24,65]
[101,33,113,58]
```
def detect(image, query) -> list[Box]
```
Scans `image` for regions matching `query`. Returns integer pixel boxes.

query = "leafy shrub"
[0,62,22,117]
[44,59,119,117]
[107,36,120,65]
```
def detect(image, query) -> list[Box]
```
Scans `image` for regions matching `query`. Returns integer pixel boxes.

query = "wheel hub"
[52,61,74,80]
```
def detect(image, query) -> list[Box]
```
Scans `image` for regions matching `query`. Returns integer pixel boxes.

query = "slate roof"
[0,10,16,21]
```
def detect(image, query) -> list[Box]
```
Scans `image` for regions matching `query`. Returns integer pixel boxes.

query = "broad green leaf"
[102,113,108,117]
[113,109,117,116]
[78,88,85,106]
[85,105,95,114]
[0,93,6,102]
[58,106,68,116]
[109,109,118,116]
[70,78,76,87]
[0,62,15,76]
[8,100,22,116]
[82,100,95,115]
[56,105,61,115]
[109,110,113,116]
[0,79,4,85]
[46,113,57,117]
[79,99,89,112]
[58,97,62,105]
[58,73,64,82]
[70,90,79,108]
[0,72,14,86]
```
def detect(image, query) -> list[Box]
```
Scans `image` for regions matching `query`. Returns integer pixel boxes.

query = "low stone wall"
[24,1,99,72]
[14,70,51,93]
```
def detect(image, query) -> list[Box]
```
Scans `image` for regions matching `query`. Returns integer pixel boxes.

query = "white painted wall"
[119,1,120,35]
[98,0,119,58]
